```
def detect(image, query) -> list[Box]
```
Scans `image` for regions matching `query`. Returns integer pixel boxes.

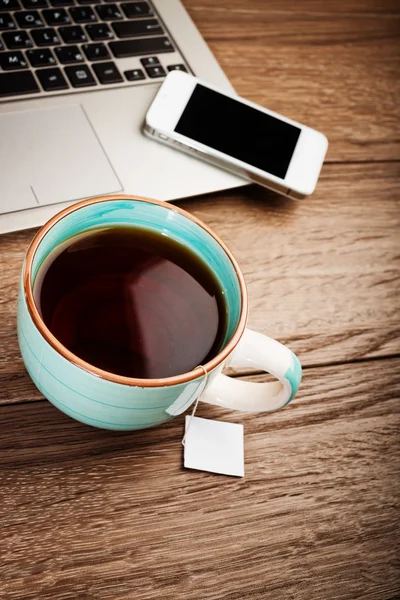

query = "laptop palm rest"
[0,104,122,215]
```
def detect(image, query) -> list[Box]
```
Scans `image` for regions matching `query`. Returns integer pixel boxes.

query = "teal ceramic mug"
[18,195,302,431]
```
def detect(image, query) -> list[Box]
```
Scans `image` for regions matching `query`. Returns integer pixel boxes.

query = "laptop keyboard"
[0,0,188,100]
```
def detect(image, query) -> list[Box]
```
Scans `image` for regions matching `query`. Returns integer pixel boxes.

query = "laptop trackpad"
[0,104,122,214]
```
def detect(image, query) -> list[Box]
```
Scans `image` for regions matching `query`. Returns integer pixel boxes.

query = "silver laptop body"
[0,0,244,233]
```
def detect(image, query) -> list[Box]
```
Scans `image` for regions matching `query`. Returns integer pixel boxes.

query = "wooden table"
[1,1,399,598]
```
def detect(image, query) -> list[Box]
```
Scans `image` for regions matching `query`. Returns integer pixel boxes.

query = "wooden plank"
[183,0,400,162]
[1,162,399,406]
[0,359,399,600]
[179,162,400,365]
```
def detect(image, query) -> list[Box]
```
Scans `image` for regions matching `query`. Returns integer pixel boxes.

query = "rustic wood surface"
[1,361,400,600]
[0,1,399,599]
[185,0,400,163]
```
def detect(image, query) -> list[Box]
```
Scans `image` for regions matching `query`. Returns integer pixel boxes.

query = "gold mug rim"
[23,194,248,388]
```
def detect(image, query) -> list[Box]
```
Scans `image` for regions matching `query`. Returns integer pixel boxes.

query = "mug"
[18,195,302,431]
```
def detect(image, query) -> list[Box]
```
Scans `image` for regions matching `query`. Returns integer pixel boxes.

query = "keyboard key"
[95,3,121,20]
[65,63,96,87]
[70,6,96,22]
[82,41,109,60]
[42,7,70,24]
[31,26,60,44]
[120,2,152,18]
[0,12,15,29]
[0,0,20,11]
[167,64,187,72]
[54,44,83,63]
[50,0,73,6]
[3,29,32,47]
[140,56,158,67]
[86,22,112,40]
[110,36,173,59]
[27,47,56,66]
[112,18,162,39]
[22,0,48,7]
[0,49,27,69]
[37,65,68,90]
[92,60,121,84]
[77,0,94,4]
[0,38,2,48]
[124,67,144,81]
[59,24,86,42]
[15,9,43,27]
[0,70,39,97]
[145,64,165,78]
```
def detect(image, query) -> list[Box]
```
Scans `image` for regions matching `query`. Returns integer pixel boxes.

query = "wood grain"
[183,0,400,163]
[0,360,399,600]
[0,1,399,598]
[1,162,399,406]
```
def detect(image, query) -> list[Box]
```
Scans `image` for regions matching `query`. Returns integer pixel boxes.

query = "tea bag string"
[182,365,208,446]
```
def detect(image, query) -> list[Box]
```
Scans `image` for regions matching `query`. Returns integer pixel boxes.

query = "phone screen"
[174,84,301,180]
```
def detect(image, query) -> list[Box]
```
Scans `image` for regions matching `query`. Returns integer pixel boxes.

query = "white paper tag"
[184,416,244,477]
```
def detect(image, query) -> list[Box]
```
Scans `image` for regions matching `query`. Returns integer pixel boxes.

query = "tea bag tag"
[183,416,245,478]
[181,366,245,477]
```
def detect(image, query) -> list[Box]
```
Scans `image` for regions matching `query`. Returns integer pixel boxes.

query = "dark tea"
[34,226,227,379]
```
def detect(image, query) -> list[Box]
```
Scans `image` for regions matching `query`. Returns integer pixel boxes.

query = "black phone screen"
[174,84,301,180]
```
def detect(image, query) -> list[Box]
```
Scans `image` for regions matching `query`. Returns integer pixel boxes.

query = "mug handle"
[200,329,302,412]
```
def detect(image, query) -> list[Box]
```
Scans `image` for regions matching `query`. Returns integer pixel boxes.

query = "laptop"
[0,0,244,234]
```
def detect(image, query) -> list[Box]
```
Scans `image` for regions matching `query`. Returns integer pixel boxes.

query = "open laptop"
[0,0,244,234]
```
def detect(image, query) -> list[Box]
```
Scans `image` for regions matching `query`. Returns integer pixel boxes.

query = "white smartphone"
[144,71,328,199]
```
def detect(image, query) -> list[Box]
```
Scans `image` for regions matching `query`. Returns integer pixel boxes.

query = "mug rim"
[23,194,248,388]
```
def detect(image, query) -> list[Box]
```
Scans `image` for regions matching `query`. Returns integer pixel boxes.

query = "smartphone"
[144,71,328,199]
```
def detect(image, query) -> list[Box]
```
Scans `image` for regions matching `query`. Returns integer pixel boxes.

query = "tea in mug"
[34,226,227,379]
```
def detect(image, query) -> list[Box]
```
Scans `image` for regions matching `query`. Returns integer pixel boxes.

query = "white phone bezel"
[145,71,328,196]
